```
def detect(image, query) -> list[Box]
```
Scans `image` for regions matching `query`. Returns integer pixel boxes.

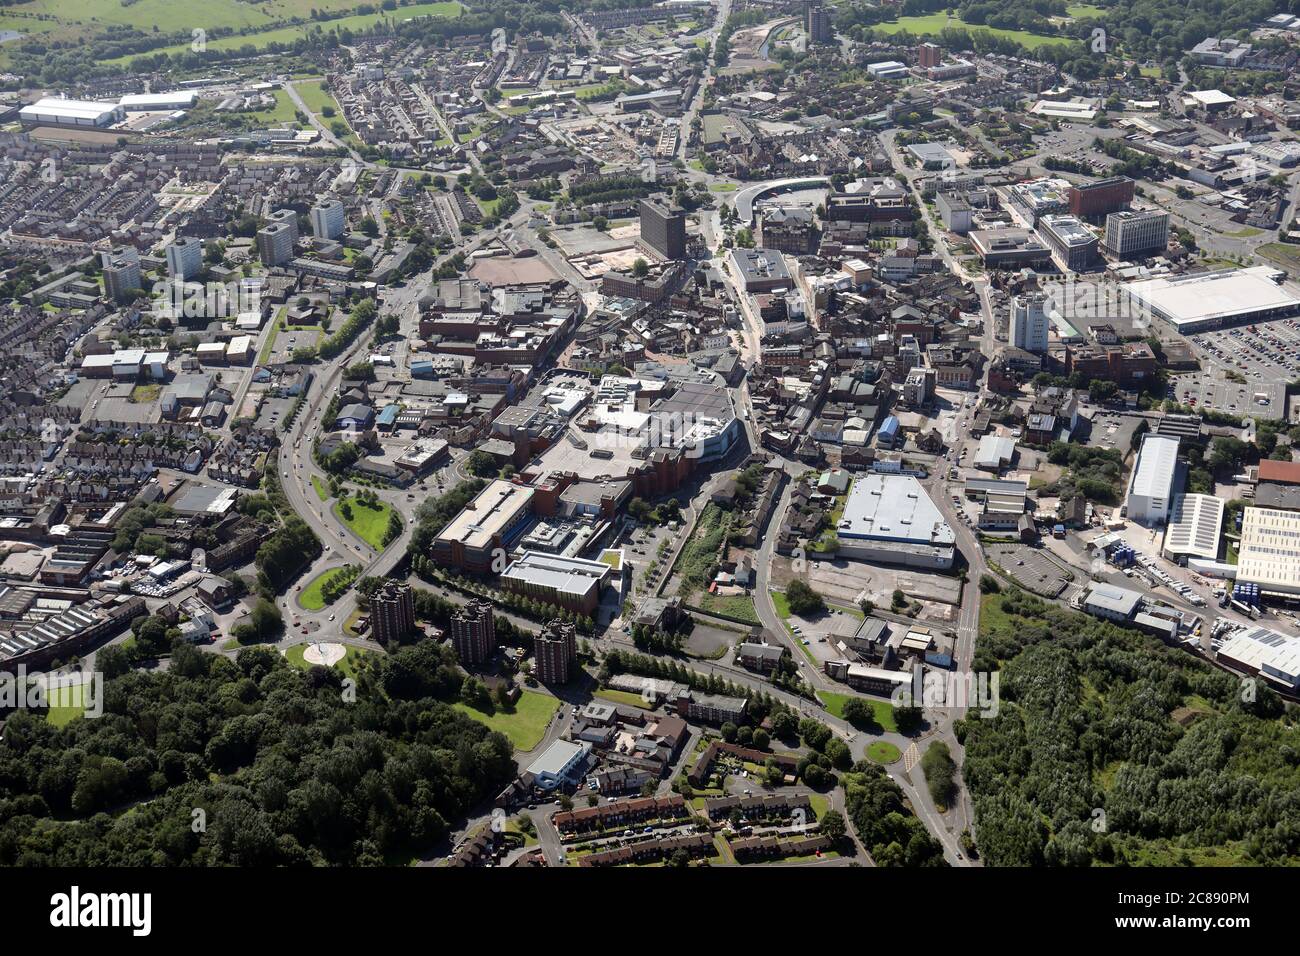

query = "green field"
[333,496,397,550]
[595,688,653,709]
[866,741,902,764]
[1258,243,1300,274]
[285,642,371,680]
[454,691,560,751]
[870,13,1079,49]
[294,78,342,116]
[299,565,356,610]
[817,690,899,733]
[1065,3,1107,17]
[102,1,464,65]
[311,475,330,502]
[44,681,87,728]
[695,591,760,623]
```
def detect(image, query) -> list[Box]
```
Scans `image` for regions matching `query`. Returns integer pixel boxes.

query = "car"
[328,613,336,621]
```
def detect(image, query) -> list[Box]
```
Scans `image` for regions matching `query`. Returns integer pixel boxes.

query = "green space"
[870,13,1079,49]
[1065,3,1107,17]
[102,1,464,64]
[294,78,340,116]
[595,688,653,709]
[258,320,281,365]
[311,475,330,502]
[1258,242,1300,273]
[866,741,902,765]
[299,565,359,611]
[817,690,899,733]
[44,682,87,728]
[284,642,371,680]
[695,591,760,623]
[1223,226,1263,238]
[333,495,398,550]
[129,384,161,403]
[708,182,738,192]
[453,690,560,751]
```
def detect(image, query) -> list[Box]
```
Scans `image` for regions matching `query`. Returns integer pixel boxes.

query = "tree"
[785,579,825,616]
[820,809,847,843]
[979,574,1001,594]
[631,257,649,278]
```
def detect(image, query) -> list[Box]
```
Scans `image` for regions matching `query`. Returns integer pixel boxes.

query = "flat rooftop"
[1124,267,1300,329]
[437,479,534,551]
[837,474,955,546]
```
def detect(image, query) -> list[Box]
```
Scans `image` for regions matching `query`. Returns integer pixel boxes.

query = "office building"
[1010,293,1051,354]
[1103,210,1170,259]
[500,551,610,615]
[968,228,1052,268]
[806,1,833,44]
[101,248,142,304]
[433,479,535,572]
[640,198,686,260]
[534,619,577,684]
[1067,177,1134,220]
[310,199,346,240]
[371,580,415,643]
[165,236,204,280]
[936,191,972,234]
[1036,214,1099,272]
[1126,433,1181,525]
[450,598,496,665]
[256,222,296,267]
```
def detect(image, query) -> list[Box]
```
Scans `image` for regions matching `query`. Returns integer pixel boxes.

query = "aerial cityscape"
[0,0,1299,889]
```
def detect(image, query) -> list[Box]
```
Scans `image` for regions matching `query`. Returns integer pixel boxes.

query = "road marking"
[903,742,921,774]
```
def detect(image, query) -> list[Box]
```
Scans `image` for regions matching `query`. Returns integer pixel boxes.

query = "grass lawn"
[333,496,397,550]
[695,591,760,623]
[454,690,560,751]
[817,690,899,733]
[808,792,830,820]
[284,642,371,680]
[870,13,1079,49]
[866,741,902,765]
[1258,243,1300,273]
[45,682,86,728]
[299,565,357,610]
[130,384,161,403]
[311,475,330,502]
[1065,3,1107,16]
[709,182,738,192]
[595,688,653,709]
[257,318,282,364]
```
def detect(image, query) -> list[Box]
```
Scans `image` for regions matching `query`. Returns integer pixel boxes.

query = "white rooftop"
[838,474,955,546]
[1124,267,1300,328]
[1130,433,1180,501]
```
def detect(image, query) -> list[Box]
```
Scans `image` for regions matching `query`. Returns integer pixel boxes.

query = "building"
[310,199,347,240]
[1067,177,1134,220]
[1216,626,1300,689]
[806,1,833,43]
[679,692,747,724]
[533,619,577,684]
[918,42,942,68]
[1123,267,1300,334]
[1104,209,1170,259]
[450,598,496,665]
[866,61,909,80]
[730,248,791,292]
[1010,293,1050,354]
[936,191,972,234]
[166,237,205,280]
[639,198,686,260]
[832,474,955,569]
[1236,507,1300,598]
[500,551,610,615]
[1161,493,1224,563]
[102,249,142,304]
[257,222,296,267]
[371,580,415,643]
[524,739,591,791]
[1126,433,1181,525]
[736,641,787,673]
[758,206,818,254]
[19,97,124,128]
[433,479,535,572]
[974,435,1016,471]
[1081,582,1143,621]
[969,228,1052,269]
[1037,214,1099,272]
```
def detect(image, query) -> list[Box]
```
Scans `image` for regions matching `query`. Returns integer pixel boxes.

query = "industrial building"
[1081,582,1143,621]
[833,474,955,569]
[1161,493,1225,563]
[118,91,198,112]
[19,97,124,128]
[1236,507,1300,598]
[1216,626,1300,689]
[1123,267,1300,333]
[1125,433,1181,525]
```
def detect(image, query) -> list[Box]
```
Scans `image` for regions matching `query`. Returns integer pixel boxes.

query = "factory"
[19,97,125,129]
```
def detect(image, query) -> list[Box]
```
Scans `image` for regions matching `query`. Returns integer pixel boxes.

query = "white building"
[165,237,204,280]
[833,474,955,569]
[1126,433,1180,525]
[1236,506,1300,597]
[310,199,346,240]
[1217,626,1300,689]
[19,97,124,128]
[1010,293,1050,354]
[1161,493,1224,563]
[1081,582,1143,621]
[1104,209,1170,260]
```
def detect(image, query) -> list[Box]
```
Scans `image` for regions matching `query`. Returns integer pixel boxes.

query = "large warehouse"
[833,474,955,569]
[1123,267,1300,333]
[1161,493,1225,563]
[1217,625,1300,689]
[1125,433,1181,525]
[1236,506,1300,597]
[19,97,124,128]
